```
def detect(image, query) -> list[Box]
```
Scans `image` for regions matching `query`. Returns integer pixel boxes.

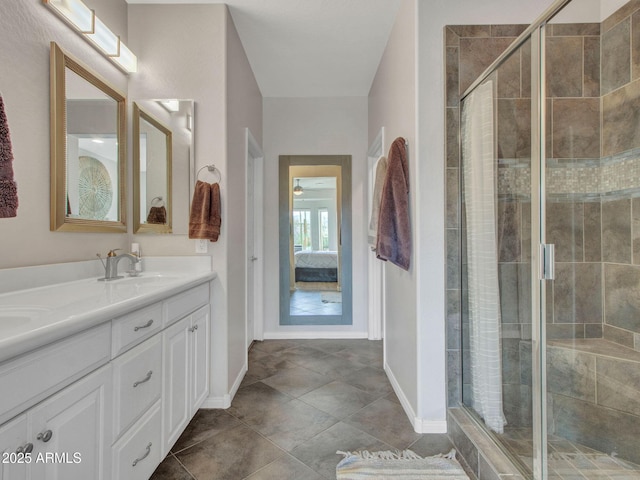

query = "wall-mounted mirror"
[132,99,195,235]
[49,42,126,232]
[133,103,172,233]
[279,156,352,326]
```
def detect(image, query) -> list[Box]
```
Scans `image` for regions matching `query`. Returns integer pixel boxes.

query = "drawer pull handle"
[134,319,154,332]
[37,430,53,443]
[133,370,153,388]
[189,325,198,332]
[132,442,152,467]
[16,443,33,454]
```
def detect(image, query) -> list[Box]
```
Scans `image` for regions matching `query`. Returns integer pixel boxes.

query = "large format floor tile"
[342,396,422,449]
[151,339,455,480]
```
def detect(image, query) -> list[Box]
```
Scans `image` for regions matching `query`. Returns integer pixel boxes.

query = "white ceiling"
[125,0,401,97]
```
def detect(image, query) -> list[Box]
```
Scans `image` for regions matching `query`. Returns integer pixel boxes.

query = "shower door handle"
[539,244,555,280]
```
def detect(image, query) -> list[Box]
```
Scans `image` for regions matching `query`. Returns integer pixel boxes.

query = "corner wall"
[128,4,263,404]
[225,6,263,393]
[367,0,420,427]
[128,3,228,403]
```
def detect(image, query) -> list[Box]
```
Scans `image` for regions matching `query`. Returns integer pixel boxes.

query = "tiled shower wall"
[599,2,640,348]
[545,21,603,343]
[445,1,640,412]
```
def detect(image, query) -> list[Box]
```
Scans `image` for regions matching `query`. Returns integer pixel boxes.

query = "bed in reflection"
[294,250,338,282]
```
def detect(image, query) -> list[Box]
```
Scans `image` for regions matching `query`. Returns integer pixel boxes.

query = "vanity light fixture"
[43,0,138,73]
[293,179,303,196]
[186,114,193,132]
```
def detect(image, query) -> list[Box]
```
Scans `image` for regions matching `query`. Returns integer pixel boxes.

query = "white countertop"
[0,257,215,364]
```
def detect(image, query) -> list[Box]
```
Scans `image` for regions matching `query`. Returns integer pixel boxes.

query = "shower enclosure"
[457,0,640,478]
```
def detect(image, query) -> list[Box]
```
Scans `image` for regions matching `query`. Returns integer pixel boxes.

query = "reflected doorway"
[279,155,352,325]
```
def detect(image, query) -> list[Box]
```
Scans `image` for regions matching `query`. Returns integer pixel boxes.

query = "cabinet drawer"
[112,335,162,441]
[165,283,209,327]
[112,401,161,480]
[111,303,162,357]
[0,323,111,425]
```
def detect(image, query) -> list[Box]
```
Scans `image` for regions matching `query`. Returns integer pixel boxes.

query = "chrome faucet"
[99,249,140,281]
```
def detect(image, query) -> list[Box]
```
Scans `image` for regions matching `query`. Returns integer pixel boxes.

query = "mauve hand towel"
[188,180,221,242]
[0,95,18,218]
[376,137,411,270]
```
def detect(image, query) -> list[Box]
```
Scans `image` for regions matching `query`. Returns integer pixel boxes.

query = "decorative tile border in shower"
[496,147,640,199]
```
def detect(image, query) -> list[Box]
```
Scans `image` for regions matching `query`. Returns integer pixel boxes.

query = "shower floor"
[501,427,640,479]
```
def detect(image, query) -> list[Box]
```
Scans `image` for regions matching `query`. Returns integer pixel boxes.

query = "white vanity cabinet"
[0,364,112,480]
[162,305,210,455]
[0,415,28,480]
[0,322,112,480]
[29,365,113,480]
[0,273,213,480]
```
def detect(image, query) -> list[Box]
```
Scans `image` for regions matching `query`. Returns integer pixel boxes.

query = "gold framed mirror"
[49,42,126,232]
[133,103,172,234]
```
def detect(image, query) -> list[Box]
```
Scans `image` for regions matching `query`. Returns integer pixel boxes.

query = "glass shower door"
[460,35,535,475]
[542,0,640,477]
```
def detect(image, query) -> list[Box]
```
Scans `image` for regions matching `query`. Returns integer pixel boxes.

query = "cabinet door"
[190,306,210,414]
[162,316,190,455]
[0,415,28,480]
[29,365,112,480]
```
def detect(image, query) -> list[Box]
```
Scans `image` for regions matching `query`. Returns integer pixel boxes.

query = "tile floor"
[289,290,342,316]
[150,339,453,480]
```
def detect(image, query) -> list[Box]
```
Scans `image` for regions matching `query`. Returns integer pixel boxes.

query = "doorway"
[279,155,352,326]
[246,128,264,348]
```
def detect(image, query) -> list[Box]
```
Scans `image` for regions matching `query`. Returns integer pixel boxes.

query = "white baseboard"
[229,363,247,401]
[201,396,230,409]
[416,419,448,433]
[200,363,248,409]
[263,331,368,339]
[384,364,447,434]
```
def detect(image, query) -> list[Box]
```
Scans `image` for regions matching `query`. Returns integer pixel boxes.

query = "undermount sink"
[0,307,49,332]
[0,316,32,328]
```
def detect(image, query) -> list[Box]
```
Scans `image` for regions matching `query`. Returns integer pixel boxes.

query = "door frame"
[367,128,385,340]
[245,128,264,347]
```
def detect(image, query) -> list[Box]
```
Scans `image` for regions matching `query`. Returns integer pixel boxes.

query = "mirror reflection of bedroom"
[279,155,352,326]
[290,174,341,316]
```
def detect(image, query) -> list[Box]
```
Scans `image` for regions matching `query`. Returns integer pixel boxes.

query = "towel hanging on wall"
[0,94,18,218]
[147,206,167,224]
[376,137,411,270]
[189,180,221,242]
[368,155,388,249]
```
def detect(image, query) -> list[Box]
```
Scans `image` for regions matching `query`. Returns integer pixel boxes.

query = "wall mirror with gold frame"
[49,42,126,232]
[133,102,172,234]
[132,99,195,235]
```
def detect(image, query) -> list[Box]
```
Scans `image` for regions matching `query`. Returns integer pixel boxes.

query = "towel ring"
[150,196,164,207]
[196,164,222,184]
